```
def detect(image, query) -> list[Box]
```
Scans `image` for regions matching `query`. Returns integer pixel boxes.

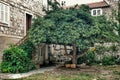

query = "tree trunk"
[72,44,77,64]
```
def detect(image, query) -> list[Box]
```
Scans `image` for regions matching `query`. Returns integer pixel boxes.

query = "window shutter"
[0,3,9,24]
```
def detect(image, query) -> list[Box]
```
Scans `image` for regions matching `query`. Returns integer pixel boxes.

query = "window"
[0,3,9,24]
[91,8,102,16]
[61,1,66,6]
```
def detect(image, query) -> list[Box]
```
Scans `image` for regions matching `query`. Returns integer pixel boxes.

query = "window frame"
[91,8,103,16]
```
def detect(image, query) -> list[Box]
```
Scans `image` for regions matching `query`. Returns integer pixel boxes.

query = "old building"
[0,0,47,62]
[88,0,119,19]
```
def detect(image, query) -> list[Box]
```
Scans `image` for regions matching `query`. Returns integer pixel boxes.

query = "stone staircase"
[16,35,28,46]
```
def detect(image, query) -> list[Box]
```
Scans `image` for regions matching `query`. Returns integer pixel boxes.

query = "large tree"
[29,1,119,65]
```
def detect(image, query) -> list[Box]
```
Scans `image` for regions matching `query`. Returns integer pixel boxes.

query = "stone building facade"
[0,0,44,61]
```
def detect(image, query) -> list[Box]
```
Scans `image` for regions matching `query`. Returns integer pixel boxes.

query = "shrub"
[77,50,100,65]
[77,56,85,64]
[102,56,116,65]
[19,39,36,59]
[115,56,120,65]
[84,51,97,65]
[77,45,120,66]
[1,46,35,73]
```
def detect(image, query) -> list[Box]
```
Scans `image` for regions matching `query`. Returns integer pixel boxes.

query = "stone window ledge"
[0,22,8,27]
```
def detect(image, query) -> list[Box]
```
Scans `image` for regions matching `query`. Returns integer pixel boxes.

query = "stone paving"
[0,66,55,79]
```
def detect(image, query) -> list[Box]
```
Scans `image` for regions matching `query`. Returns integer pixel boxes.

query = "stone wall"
[102,7,112,19]
[104,0,118,19]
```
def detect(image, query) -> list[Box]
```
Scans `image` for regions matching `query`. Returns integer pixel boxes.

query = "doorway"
[26,13,32,33]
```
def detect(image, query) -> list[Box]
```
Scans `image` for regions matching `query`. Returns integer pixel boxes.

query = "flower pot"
[65,64,71,68]
[71,64,76,68]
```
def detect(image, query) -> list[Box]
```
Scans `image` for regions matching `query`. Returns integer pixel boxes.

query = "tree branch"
[76,52,86,59]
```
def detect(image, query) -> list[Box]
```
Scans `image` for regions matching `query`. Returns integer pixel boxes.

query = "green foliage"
[84,51,98,65]
[115,56,120,65]
[1,46,35,73]
[94,16,119,43]
[102,56,116,66]
[77,55,86,64]
[19,39,36,59]
[79,4,90,13]
[94,45,120,65]
[30,2,119,49]
[29,1,120,64]
[77,45,120,65]
[30,4,96,50]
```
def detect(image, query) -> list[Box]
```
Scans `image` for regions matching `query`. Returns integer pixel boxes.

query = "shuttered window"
[0,3,9,24]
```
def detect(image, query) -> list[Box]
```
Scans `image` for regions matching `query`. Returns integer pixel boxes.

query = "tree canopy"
[29,2,120,64]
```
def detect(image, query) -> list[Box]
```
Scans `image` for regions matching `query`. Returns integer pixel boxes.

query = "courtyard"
[7,65,120,80]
